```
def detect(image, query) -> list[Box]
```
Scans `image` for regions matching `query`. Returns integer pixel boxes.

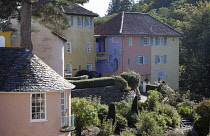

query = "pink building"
[0,48,75,136]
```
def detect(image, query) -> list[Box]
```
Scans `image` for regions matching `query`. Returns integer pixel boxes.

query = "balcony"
[96,52,107,61]
[60,114,75,132]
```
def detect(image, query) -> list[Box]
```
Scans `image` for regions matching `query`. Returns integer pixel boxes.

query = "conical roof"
[0,47,75,92]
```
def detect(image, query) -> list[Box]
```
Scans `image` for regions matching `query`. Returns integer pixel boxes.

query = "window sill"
[30,119,48,123]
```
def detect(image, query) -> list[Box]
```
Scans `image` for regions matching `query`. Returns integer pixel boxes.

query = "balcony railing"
[96,52,107,60]
[60,114,75,132]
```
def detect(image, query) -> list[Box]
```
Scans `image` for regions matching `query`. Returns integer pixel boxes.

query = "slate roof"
[0,47,75,92]
[95,12,182,36]
[62,5,99,17]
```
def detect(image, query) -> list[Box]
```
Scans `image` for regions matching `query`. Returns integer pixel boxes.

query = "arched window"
[66,63,72,76]
[0,36,5,47]
[158,72,164,83]
[113,58,118,72]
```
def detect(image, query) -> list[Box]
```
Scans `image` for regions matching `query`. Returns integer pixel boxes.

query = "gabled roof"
[0,47,75,92]
[62,5,99,17]
[95,12,182,36]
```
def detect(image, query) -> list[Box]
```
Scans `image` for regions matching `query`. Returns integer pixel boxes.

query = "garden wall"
[71,85,136,104]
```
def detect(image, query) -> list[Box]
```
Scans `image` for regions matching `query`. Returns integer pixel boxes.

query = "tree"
[107,0,133,15]
[180,1,210,96]
[0,0,89,51]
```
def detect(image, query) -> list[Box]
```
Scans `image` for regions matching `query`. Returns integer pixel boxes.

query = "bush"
[146,84,158,92]
[147,90,163,111]
[120,71,141,90]
[71,97,99,135]
[97,104,108,124]
[116,113,128,130]
[126,111,140,126]
[70,77,116,89]
[107,102,116,124]
[138,101,148,111]
[115,100,131,117]
[194,100,210,136]
[65,75,89,80]
[131,96,138,114]
[75,70,93,79]
[120,127,136,136]
[99,119,116,136]
[113,75,129,91]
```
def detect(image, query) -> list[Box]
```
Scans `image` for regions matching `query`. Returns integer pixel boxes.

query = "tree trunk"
[20,0,33,51]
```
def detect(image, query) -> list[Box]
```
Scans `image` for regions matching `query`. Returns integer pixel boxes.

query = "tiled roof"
[95,12,182,36]
[0,47,75,92]
[1,25,17,32]
[62,5,99,17]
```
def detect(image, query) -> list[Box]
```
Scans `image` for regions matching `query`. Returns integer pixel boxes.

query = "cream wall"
[63,15,96,76]
[151,37,180,90]
[11,19,65,77]
[0,91,71,136]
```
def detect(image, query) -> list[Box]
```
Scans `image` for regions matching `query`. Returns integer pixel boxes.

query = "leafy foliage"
[113,75,129,92]
[120,71,141,90]
[147,90,163,111]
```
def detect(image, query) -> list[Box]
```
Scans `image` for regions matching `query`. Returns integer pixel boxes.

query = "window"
[77,17,83,27]
[143,37,150,45]
[87,64,92,71]
[31,93,46,121]
[67,42,72,53]
[158,37,164,45]
[129,37,132,46]
[112,37,118,43]
[66,63,72,75]
[69,16,73,26]
[128,58,130,65]
[61,91,66,116]
[86,42,91,53]
[135,56,149,65]
[0,36,5,47]
[155,55,167,64]
[85,17,92,27]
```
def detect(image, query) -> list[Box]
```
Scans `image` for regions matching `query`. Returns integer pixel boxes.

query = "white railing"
[60,114,75,132]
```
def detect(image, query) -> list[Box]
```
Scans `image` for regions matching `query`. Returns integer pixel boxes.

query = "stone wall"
[71,85,136,105]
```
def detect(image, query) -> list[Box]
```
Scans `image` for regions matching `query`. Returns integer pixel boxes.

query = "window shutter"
[164,55,167,63]
[84,17,87,27]
[155,55,158,64]
[135,56,139,65]
[144,56,149,64]
[140,37,144,45]
[77,17,80,26]
[82,17,84,26]
[155,37,158,45]
[71,16,73,26]
[164,37,167,46]
[90,18,93,27]
[150,37,153,45]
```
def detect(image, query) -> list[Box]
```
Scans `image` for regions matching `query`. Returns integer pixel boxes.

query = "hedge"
[120,71,140,90]
[65,75,89,80]
[113,76,128,92]
[70,77,116,89]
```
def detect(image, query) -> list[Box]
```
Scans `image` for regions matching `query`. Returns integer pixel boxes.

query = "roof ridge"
[119,11,125,34]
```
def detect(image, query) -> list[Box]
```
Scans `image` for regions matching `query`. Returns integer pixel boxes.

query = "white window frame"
[31,93,47,122]
[85,17,90,27]
[66,63,72,75]
[61,91,66,116]
[158,37,164,45]
[87,64,92,71]
[158,55,164,64]
[112,37,118,43]
[144,37,150,45]
[86,42,91,53]
[67,42,72,53]
[78,17,82,27]
[129,37,132,46]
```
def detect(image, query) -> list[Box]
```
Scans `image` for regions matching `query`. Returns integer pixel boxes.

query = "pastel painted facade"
[95,12,182,90]
[0,48,75,136]
[0,24,17,47]
[62,5,98,77]
[11,19,66,77]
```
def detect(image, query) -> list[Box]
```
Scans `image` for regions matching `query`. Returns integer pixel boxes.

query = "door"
[0,36,5,47]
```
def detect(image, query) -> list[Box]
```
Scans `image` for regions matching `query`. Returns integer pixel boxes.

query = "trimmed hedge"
[120,71,140,90]
[70,77,116,89]
[113,76,128,92]
[65,75,89,80]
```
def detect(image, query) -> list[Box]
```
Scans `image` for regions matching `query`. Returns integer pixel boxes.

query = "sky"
[82,0,110,17]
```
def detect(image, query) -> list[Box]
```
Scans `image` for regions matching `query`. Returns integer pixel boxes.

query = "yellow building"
[62,5,98,77]
[0,24,17,47]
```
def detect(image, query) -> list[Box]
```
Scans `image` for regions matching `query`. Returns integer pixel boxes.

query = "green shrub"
[136,111,164,136]
[126,111,140,126]
[146,84,158,92]
[70,77,116,89]
[120,127,136,136]
[138,101,148,111]
[116,113,128,130]
[131,96,138,114]
[97,104,108,124]
[120,71,140,90]
[99,119,116,136]
[159,104,180,127]
[107,102,116,124]
[115,100,131,117]
[113,75,129,91]
[194,100,210,136]
[147,90,163,111]
[75,70,93,79]
[65,75,88,80]
[71,97,99,135]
